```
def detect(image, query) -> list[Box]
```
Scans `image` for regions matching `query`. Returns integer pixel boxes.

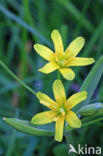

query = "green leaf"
[0,5,52,47]
[3,116,103,136]
[3,117,55,136]
[57,0,94,33]
[75,56,103,110]
[3,117,72,136]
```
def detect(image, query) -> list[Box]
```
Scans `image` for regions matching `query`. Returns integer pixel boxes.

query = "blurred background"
[0,0,103,155]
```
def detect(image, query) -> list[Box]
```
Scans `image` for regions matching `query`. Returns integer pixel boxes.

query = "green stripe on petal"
[53,80,66,105]
[39,62,59,74]
[67,57,95,66]
[55,116,64,142]
[65,37,85,58]
[66,111,81,128]
[36,92,59,110]
[31,111,57,125]
[59,68,75,80]
[51,29,64,56]
[65,91,87,109]
[34,44,54,61]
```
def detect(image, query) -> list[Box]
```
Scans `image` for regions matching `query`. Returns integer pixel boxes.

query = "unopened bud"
[78,103,103,116]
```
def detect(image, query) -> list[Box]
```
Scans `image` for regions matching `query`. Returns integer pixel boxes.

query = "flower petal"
[55,116,64,142]
[67,57,95,66]
[39,62,59,74]
[51,29,64,56]
[53,80,66,105]
[31,111,57,125]
[59,68,75,80]
[65,37,85,58]
[34,44,54,61]
[65,91,87,109]
[36,91,59,110]
[66,111,81,128]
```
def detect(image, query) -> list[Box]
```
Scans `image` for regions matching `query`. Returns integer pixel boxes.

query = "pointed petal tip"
[76,122,82,128]
[38,68,43,72]
[51,29,60,40]
[53,79,62,84]
[38,68,54,74]
[31,118,34,123]
[77,91,87,102]
[31,117,38,125]
[33,43,39,49]
[78,120,82,128]
[36,91,41,94]
[33,44,54,61]
[59,68,75,81]
[55,136,62,142]
[86,58,95,65]
[38,67,48,74]
[66,74,75,81]
[64,77,75,81]
[91,58,95,63]
[33,43,44,51]
[81,91,88,97]
[51,29,59,34]
[36,91,41,99]
[77,36,85,42]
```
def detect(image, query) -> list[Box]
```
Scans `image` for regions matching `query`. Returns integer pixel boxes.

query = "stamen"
[60,108,66,116]
[61,111,65,116]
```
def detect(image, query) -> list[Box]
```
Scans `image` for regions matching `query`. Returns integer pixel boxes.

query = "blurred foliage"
[0,0,103,156]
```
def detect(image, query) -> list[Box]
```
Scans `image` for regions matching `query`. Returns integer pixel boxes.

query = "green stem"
[0,60,36,96]
[82,116,103,127]
[57,70,61,79]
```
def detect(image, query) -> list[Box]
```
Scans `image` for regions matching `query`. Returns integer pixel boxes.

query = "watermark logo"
[68,144,101,155]
[68,144,78,153]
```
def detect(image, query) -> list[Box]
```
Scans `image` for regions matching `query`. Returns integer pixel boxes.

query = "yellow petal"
[51,29,64,56]
[53,80,66,105]
[67,57,95,66]
[65,37,85,58]
[34,44,54,61]
[31,111,57,125]
[55,116,64,142]
[59,68,75,80]
[65,91,87,110]
[39,62,59,74]
[66,111,81,128]
[36,91,59,110]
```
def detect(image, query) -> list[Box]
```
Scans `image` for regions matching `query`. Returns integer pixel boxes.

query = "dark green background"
[0,0,103,155]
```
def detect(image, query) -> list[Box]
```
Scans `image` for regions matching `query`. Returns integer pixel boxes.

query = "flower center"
[58,59,64,66]
[58,106,67,116]
[56,58,64,67]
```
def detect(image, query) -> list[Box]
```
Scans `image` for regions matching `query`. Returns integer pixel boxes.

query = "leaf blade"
[76,56,103,110]
[3,118,55,136]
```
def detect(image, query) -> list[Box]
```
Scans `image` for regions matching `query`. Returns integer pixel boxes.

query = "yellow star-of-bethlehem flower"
[31,80,87,142]
[33,29,95,80]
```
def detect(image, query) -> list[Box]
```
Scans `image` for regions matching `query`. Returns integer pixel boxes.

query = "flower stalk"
[0,60,36,96]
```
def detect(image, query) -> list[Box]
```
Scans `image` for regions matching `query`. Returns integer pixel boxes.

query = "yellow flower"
[34,29,95,80]
[31,80,87,142]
